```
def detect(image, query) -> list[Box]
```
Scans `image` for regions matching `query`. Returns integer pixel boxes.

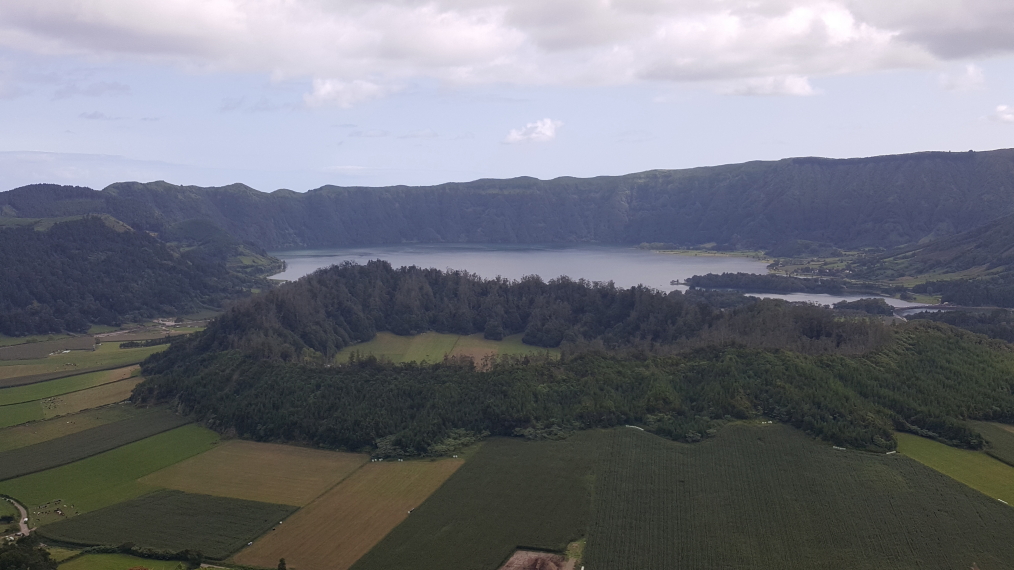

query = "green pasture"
[0,401,44,429]
[0,334,74,348]
[0,424,219,526]
[58,553,186,570]
[0,367,136,406]
[0,343,164,387]
[338,332,558,364]
[896,431,1014,505]
[970,421,1014,466]
[0,497,17,519]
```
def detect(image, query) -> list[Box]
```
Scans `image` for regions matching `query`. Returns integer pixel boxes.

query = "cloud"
[79,111,120,120]
[722,76,818,96]
[349,129,389,138]
[3,0,1014,104]
[305,79,396,108]
[400,130,438,139]
[504,118,561,143]
[939,63,985,91]
[994,105,1014,123]
[53,80,129,99]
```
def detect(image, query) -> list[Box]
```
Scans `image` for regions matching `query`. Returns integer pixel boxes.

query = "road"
[3,497,30,536]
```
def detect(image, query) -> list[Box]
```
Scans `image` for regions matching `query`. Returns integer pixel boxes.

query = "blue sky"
[1,0,1013,191]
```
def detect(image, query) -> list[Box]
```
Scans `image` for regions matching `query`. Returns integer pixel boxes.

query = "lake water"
[271,244,926,308]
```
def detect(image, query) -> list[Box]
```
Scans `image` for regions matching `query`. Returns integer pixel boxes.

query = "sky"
[1,0,1014,192]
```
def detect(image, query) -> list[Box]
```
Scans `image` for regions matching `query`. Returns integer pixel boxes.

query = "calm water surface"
[271,244,925,308]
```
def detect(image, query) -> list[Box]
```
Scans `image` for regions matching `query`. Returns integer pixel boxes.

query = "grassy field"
[970,421,1014,466]
[0,343,165,388]
[0,497,17,519]
[897,431,1014,505]
[337,332,558,364]
[0,336,95,361]
[0,379,144,430]
[234,458,463,570]
[582,425,1014,570]
[0,424,219,526]
[352,435,596,570]
[0,404,143,453]
[0,410,190,481]
[0,366,137,406]
[39,489,297,561]
[140,440,368,506]
[0,334,74,348]
[58,553,186,570]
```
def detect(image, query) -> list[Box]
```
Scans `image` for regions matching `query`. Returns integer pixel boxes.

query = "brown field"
[41,378,143,419]
[0,403,142,452]
[139,440,368,506]
[232,458,464,570]
[0,336,95,361]
[498,551,575,570]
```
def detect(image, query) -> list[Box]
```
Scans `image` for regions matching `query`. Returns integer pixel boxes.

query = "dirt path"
[4,497,30,535]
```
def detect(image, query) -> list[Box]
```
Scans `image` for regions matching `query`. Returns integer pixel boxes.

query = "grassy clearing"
[40,489,297,561]
[58,553,185,570]
[0,343,164,387]
[584,425,1014,570]
[0,334,74,348]
[352,436,596,570]
[234,458,463,570]
[45,547,80,563]
[0,496,17,519]
[0,409,190,481]
[140,440,368,507]
[896,431,1014,505]
[0,377,144,430]
[970,421,1014,467]
[0,404,143,453]
[337,332,558,364]
[0,424,219,526]
[0,366,137,406]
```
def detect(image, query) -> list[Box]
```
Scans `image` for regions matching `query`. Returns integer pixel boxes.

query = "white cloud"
[504,118,561,143]
[305,79,395,108]
[994,105,1014,123]
[2,0,1014,104]
[939,63,985,91]
[722,76,819,96]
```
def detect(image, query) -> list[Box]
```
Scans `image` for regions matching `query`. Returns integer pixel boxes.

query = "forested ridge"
[137,263,1014,455]
[0,216,273,336]
[5,149,1014,250]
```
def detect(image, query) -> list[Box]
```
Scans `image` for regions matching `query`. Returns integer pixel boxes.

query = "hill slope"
[4,149,1014,250]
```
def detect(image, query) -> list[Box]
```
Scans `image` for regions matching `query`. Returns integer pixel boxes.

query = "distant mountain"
[4,149,1014,250]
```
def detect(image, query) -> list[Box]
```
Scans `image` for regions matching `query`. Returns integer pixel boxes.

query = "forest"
[4,149,1014,251]
[0,216,274,336]
[136,262,1014,456]
[685,272,847,294]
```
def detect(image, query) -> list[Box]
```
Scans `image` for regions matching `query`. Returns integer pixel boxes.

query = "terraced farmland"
[140,439,367,506]
[39,489,296,560]
[584,424,1014,570]
[0,366,137,406]
[0,409,190,481]
[0,424,219,526]
[0,376,145,429]
[234,458,463,570]
[0,404,142,453]
[352,435,596,570]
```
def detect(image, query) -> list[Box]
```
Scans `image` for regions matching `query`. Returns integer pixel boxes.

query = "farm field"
[0,497,17,519]
[0,343,165,387]
[140,440,368,506]
[351,435,596,570]
[337,332,558,364]
[896,431,1014,505]
[584,424,1014,570]
[0,336,95,361]
[0,334,74,348]
[0,409,190,481]
[970,421,1014,466]
[0,377,147,429]
[0,424,219,526]
[234,457,464,570]
[0,404,143,453]
[0,365,137,406]
[39,489,297,561]
[58,553,185,570]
